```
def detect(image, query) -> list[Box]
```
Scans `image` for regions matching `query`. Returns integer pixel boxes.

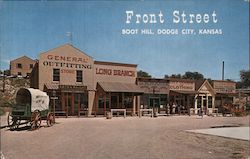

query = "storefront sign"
[42,55,92,69]
[137,81,169,94]
[61,69,74,74]
[47,55,89,63]
[59,85,87,92]
[213,81,236,93]
[169,81,195,91]
[96,68,135,77]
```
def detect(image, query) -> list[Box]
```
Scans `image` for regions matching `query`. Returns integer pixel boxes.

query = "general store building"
[30,44,142,117]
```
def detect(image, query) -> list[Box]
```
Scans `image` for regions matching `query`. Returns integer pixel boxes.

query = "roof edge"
[94,60,137,68]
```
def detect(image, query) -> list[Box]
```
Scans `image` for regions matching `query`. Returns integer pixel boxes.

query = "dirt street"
[1,115,250,159]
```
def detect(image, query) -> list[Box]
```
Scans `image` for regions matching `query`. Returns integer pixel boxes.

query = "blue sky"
[0,0,249,81]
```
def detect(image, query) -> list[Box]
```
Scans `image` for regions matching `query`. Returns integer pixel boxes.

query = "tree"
[165,71,204,80]
[237,70,250,89]
[4,70,10,76]
[164,74,182,79]
[137,70,151,78]
[182,71,204,80]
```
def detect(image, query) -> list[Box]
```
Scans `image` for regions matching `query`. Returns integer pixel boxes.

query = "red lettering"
[47,55,53,60]
[66,57,71,62]
[72,57,77,62]
[60,56,66,61]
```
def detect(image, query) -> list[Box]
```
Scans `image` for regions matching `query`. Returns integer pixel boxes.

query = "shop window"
[160,96,167,106]
[208,96,212,108]
[124,94,133,108]
[17,63,22,68]
[53,69,60,81]
[98,97,109,108]
[76,70,83,82]
[30,64,33,69]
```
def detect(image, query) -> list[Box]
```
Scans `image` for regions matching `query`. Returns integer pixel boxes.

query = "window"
[98,97,109,108]
[17,63,22,68]
[30,64,33,69]
[76,70,83,82]
[208,96,212,108]
[53,69,60,81]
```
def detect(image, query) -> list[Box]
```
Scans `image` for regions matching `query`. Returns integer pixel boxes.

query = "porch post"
[66,92,68,118]
[137,95,141,116]
[72,93,74,116]
[132,93,136,116]
[212,96,215,112]
[194,94,198,114]
[61,92,65,115]
[78,94,80,117]
[95,92,98,117]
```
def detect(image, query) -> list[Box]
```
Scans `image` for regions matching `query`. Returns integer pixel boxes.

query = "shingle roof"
[98,82,144,93]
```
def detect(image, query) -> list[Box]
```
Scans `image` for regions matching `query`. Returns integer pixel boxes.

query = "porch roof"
[98,82,144,93]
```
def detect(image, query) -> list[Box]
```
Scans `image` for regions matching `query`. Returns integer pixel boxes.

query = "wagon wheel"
[7,112,19,130]
[31,110,41,130]
[46,112,55,127]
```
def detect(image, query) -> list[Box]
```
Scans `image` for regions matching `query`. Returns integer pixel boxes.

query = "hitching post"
[51,90,58,121]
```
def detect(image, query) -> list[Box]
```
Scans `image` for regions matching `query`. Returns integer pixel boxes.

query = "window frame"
[53,69,60,82]
[17,63,22,69]
[76,70,83,82]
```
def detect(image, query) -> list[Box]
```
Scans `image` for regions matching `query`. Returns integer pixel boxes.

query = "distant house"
[10,55,36,77]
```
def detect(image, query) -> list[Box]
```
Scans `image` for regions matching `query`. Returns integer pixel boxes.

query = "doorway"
[149,97,160,109]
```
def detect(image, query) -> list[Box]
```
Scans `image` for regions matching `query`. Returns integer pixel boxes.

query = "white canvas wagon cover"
[16,88,50,112]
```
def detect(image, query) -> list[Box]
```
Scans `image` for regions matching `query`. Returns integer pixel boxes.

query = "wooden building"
[10,55,36,77]
[168,79,216,115]
[212,80,237,113]
[30,44,142,117]
[137,78,169,115]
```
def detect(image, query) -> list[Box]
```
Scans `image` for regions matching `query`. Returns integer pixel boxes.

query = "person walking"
[172,102,176,114]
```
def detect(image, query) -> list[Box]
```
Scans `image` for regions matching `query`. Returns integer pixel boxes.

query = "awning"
[98,82,144,93]
[44,84,59,90]
[170,90,198,95]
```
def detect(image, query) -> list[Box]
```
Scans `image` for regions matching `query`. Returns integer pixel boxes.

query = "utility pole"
[222,61,224,81]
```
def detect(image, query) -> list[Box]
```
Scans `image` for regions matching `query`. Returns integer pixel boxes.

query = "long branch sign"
[96,67,135,77]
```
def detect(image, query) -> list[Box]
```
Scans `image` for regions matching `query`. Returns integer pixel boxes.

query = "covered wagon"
[7,88,55,130]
